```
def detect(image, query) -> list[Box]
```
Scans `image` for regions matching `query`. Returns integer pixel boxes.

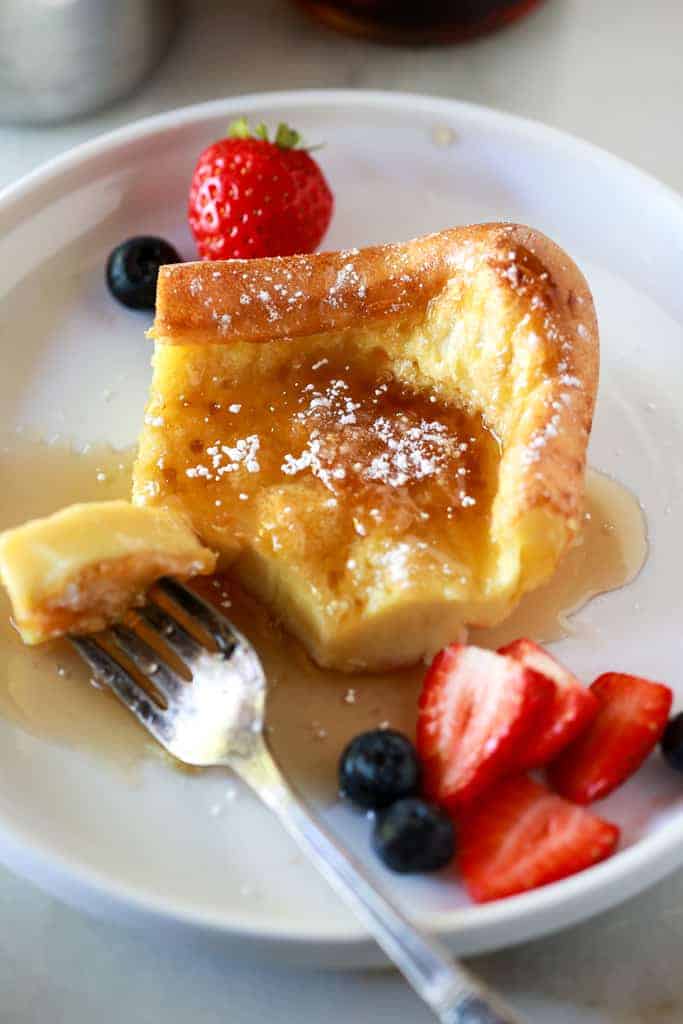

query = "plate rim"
[1,87,682,952]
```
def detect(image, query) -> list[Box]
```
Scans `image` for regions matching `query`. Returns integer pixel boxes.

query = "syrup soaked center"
[148,342,500,573]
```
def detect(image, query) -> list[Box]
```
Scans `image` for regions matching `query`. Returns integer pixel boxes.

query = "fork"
[71,577,522,1024]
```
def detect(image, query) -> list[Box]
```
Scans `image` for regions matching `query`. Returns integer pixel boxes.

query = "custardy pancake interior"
[134,224,598,672]
[0,501,215,644]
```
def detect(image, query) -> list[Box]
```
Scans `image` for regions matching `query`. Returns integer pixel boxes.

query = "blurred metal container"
[0,0,179,125]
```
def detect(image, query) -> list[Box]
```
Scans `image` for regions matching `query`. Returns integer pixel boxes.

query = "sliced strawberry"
[416,644,553,812]
[458,775,620,903]
[499,639,599,769]
[548,672,673,804]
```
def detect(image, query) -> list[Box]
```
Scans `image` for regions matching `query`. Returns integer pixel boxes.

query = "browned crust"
[152,223,596,357]
[150,223,599,597]
[485,225,598,547]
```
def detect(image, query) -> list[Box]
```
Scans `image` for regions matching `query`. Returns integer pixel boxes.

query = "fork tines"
[69,578,239,726]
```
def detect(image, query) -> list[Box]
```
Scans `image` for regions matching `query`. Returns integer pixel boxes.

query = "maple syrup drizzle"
[0,440,647,793]
[138,341,500,590]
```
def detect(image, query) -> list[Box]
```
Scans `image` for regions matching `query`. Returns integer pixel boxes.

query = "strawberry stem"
[226,118,315,151]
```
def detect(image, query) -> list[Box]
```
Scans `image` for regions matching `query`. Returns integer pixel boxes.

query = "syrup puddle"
[0,440,647,793]
[471,469,649,649]
[0,440,150,770]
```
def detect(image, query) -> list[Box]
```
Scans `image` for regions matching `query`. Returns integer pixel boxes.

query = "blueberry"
[106,236,180,311]
[373,798,455,874]
[339,729,420,809]
[661,713,683,772]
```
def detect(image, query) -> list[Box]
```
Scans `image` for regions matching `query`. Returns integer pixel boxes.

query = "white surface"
[3,89,683,969]
[1,1,683,1020]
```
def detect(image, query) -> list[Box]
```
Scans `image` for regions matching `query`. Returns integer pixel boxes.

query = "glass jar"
[294,0,544,44]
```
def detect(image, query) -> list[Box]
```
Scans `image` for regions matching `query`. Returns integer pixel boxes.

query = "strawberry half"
[499,639,599,769]
[548,672,673,804]
[417,644,553,812]
[458,775,620,903]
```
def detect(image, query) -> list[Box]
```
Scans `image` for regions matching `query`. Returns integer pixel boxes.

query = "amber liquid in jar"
[294,0,544,43]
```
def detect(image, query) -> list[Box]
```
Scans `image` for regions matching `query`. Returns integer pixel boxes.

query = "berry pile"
[341,637,678,903]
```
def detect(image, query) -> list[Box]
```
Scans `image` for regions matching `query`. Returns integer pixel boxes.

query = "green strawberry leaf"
[228,116,251,139]
[274,123,302,149]
[226,118,321,151]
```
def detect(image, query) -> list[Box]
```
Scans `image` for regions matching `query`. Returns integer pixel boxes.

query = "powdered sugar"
[211,310,232,334]
[296,378,361,427]
[281,437,347,492]
[365,416,456,487]
[277,366,477,503]
[326,262,367,308]
[186,435,261,479]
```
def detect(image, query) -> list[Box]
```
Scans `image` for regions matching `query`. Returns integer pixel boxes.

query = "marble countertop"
[1,1,682,1021]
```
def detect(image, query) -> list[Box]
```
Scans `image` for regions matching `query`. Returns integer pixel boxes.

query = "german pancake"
[133,223,598,671]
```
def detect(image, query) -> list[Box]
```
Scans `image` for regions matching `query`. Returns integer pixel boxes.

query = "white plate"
[1,90,683,967]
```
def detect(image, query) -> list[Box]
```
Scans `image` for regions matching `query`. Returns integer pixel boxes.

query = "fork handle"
[235,743,522,1024]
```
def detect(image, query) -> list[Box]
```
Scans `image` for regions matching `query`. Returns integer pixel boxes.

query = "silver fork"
[71,578,522,1024]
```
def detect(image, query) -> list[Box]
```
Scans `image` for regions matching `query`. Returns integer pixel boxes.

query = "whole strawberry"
[188,119,334,261]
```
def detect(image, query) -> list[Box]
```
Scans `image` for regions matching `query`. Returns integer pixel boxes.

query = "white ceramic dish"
[1,90,682,968]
